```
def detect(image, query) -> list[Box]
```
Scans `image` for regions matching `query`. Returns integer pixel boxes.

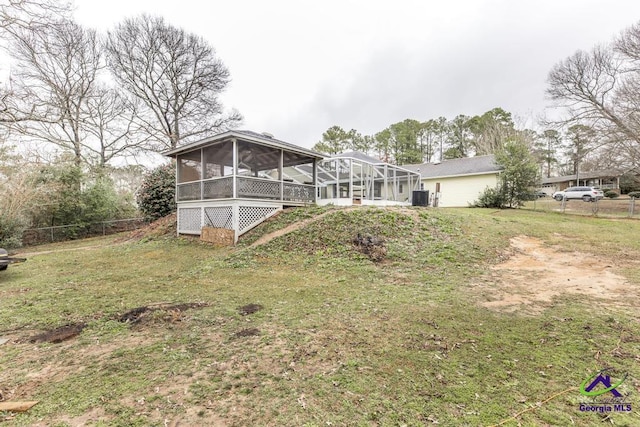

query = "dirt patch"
[117,302,208,325]
[238,303,263,316]
[28,323,86,344]
[352,233,387,262]
[234,328,260,338]
[475,236,638,314]
[121,213,177,242]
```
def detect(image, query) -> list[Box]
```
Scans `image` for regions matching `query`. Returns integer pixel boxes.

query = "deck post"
[232,138,237,199]
[280,149,284,201]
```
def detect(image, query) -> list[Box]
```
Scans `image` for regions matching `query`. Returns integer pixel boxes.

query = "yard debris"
[352,233,387,262]
[29,323,86,344]
[238,303,263,316]
[0,401,39,412]
[0,337,8,346]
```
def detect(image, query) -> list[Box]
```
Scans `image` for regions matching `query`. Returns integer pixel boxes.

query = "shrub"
[472,186,507,208]
[136,164,176,222]
[604,190,619,199]
[0,216,27,249]
[620,172,640,194]
[628,191,640,199]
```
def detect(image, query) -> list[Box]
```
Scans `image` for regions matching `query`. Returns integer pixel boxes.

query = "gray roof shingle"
[403,155,502,178]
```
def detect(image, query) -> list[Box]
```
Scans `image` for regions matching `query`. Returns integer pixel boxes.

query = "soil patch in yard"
[121,213,177,242]
[28,323,86,344]
[234,328,260,338]
[475,235,638,314]
[117,302,208,325]
[238,303,263,316]
[352,233,387,262]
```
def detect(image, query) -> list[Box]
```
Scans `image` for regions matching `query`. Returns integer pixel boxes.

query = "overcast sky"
[74,0,640,149]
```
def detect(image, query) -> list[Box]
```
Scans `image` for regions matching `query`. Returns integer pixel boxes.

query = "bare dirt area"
[474,235,639,315]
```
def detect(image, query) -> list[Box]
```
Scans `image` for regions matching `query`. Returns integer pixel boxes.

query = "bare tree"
[0,0,71,33]
[83,87,151,166]
[546,21,640,167]
[6,19,100,165]
[106,14,242,150]
[3,18,144,167]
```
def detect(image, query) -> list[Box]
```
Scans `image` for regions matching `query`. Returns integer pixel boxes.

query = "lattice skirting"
[177,203,282,241]
[204,206,233,229]
[177,207,202,234]
[238,206,280,235]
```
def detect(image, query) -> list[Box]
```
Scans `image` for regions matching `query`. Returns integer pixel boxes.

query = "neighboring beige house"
[403,155,503,207]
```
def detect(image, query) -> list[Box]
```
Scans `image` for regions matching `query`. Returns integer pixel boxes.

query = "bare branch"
[105,14,242,150]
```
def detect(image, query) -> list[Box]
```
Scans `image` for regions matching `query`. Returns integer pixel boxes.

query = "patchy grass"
[1,208,639,426]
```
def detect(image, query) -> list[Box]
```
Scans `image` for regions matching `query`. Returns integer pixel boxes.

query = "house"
[540,169,622,195]
[164,132,420,243]
[316,151,421,206]
[403,155,503,207]
[164,130,325,242]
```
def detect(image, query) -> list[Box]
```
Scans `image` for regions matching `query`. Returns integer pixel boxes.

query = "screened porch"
[172,134,320,205]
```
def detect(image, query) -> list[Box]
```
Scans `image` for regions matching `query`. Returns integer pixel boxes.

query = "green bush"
[472,186,507,208]
[136,164,176,222]
[604,190,619,198]
[628,191,640,199]
[620,173,640,194]
[0,216,27,249]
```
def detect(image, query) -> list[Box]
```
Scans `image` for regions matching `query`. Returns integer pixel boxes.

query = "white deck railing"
[177,177,314,203]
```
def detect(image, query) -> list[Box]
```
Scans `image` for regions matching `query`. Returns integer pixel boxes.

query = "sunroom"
[316,152,421,206]
[164,130,324,242]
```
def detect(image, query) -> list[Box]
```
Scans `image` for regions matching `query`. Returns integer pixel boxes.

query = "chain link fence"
[523,197,639,218]
[22,218,146,246]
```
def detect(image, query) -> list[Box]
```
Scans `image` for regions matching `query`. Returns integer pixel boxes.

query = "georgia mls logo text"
[579,369,632,413]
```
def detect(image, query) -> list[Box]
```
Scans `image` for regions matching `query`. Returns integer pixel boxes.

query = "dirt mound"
[29,323,86,343]
[121,213,176,242]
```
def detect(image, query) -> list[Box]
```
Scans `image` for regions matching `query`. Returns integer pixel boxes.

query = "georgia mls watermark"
[578,368,632,413]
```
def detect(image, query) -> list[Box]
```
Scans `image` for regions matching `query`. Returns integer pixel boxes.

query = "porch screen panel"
[203,141,233,178]
[177,150,202,183]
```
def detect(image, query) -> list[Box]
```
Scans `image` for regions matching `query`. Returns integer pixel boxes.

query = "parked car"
[535,191,548,198]
[552,186,604,202]
[0,248,26,271]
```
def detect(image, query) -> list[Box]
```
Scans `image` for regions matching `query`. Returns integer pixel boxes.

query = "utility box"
[412,190,429,207]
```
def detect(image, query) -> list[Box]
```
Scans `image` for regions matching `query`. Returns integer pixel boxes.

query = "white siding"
[421,173,500,207]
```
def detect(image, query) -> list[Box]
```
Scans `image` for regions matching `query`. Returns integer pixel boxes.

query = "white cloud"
[74,0,640,148]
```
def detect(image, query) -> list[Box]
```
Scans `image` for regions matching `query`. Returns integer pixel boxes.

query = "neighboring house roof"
[541,169,623,184]
[163,130,325,159]
[403,155,502,179]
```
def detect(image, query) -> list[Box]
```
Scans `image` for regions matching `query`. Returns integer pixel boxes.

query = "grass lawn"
[1,207,639,426]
